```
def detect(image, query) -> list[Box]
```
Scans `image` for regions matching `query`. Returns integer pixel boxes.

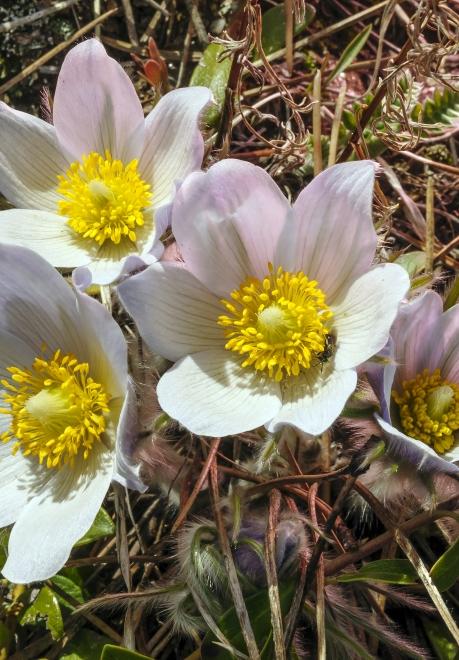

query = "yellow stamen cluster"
[0,350,110,469]
[57,150,151,247]
[218,264,333,381]
[393,368,459,454]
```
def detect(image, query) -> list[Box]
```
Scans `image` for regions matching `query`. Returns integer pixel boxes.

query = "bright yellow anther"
[218,264,333,381]
[0,350,110,469]
[393,368,459,454]
[57,150,152,247]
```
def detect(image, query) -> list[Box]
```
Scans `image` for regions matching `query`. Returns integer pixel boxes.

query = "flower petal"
[332,264,410,370]
[139,87,211,209]
[0,244,94,357]
[157,350,282,436]
[74,290,127,397]
[0,102,68,210]
[0,209,92,268]
[2,448,114,583]
[172,159,290,296]
[375,414,459,476]
[276,161,377,302]
[118,262,223,361]
[390,290,444,386]
[434,304,459,383]
[53,39,144,161]
[268,367,357,435]
[113,378,146,492]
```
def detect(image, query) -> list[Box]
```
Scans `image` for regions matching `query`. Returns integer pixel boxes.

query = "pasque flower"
[119,159,409,437]
[370,290,459,476]
[0,39,211,285]
[0,244,141,583]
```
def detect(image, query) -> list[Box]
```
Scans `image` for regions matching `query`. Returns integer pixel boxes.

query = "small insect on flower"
[0,244,142,584]
[0,39,211,286]
[118,159,409,437]
[369,290,459,478]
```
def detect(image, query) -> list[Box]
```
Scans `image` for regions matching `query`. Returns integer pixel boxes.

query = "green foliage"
[260,4,315,55]
[201,580,295,658]
[327,24,372,83]
[335,559,418,585]
[189,43,232,127]
[394,251,427,278]
[413,88,459,127]
[51,569,85,609]
[429,537,459,592]
[0,528,9,571]
[61,629,113,660]
[423,618,459,660]
[20,585,63,640]
[100,644,151,660]
[75,507,115,547]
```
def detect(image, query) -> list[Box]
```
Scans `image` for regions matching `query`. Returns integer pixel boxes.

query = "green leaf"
[61,629,112,660]
[0,527,10,571]
[430,538,459,592]
[51,571,85,609]
[189,43,231,127]
[20,586,64,640]
[394,251,426,278]
[327,23,372,83]
[201,580,295,658]
[100,644,151,660]
[75,507,114,547]
[261,4,315,56]
[335,559,418,585]
[422,618,459,660]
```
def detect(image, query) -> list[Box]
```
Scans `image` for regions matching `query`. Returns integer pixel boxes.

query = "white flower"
[0,39,211,286]
[370,290,459,476]
[0,244,140,583]
[118,159,409,437]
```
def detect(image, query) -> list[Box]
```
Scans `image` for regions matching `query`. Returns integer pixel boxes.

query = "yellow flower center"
[393,368,459,454]
[57,150,152,247]
[0,350,111,469]
[218,264,333,382]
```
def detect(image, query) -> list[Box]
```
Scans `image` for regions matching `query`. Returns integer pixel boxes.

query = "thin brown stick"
[398,150,459,175]
[309,484,326,660]
[0,8,119,97]
[171,438,221,533]
[0,0,79,33]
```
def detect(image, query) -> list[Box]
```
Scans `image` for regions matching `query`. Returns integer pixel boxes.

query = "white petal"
[276,161,377,302]
[0,244,88,356]
[74,291,127,397]
[53,39,144,162]
[0,442,39,528]
[157,350,282,436]
[376,415,459,476]
[332,264,410,370]
[0,102,67,210]
[390,290,444,386]
[171,159,290,296]
[114,378,146,492]
[0,209,91,268]
[118,262,223,361]
[268,367,357,435]
[139,87,211,208]
[435,304,459,383]
[2,448,114,583]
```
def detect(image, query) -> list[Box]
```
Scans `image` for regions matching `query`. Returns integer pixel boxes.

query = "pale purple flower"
[371,290,459,476]
[0,39,211,285]
[118,159,409,437]
[0,245,141,583]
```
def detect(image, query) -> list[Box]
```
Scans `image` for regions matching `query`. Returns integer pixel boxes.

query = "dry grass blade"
[0,0,79,33]
[264,489,286,660]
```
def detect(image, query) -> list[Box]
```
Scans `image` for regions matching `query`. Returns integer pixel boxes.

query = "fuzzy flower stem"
[284,475,358,650]
[208,448,261,660]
